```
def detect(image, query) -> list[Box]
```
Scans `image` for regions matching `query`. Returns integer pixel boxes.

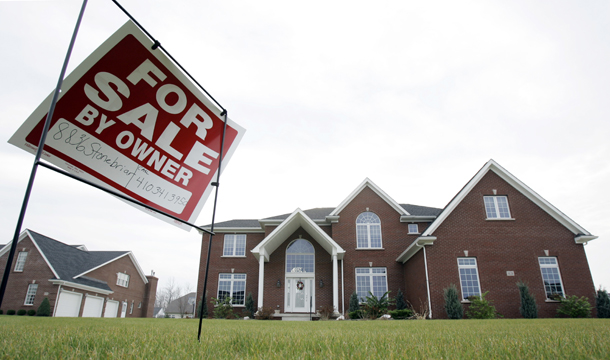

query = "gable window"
[457,258,481,300]
[484,196,511,219]
[217,273,246,306]
[356,212,382,248]
[355,267,387,301]
[286,239,315,273]
[408,224,419,234]
[117,272,130,288]
[14,251,28,272]
[24,284,38,305]
[539,257,564,300]
[223,234,246,257]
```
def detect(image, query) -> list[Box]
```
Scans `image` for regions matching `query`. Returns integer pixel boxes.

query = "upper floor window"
[223,234,246,257]
[14,251,28,272]
[356,212,382,248]
[457,258,481,300]
[539,257,564,300]
[24,283,38,305]
[286,239,315,273]
[408,224,419,234]
[117,272,130,288]
[484,196,511,219]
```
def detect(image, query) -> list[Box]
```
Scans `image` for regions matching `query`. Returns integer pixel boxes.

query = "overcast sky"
[1,0,608,296]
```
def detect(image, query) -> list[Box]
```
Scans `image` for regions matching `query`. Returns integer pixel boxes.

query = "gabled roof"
[422,159,597,242]
[0,229,149,293]
[165,292,197,314]
[251,208,346,261]
[328,178,408,218]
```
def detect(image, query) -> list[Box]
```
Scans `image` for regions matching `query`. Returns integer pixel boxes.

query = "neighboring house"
[196,160,598,319]
[164,292,196,318]
[0,229,158,317]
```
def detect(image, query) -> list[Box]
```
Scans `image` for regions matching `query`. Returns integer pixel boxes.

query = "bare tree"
[177,283,193,318]
[163,277,179,312]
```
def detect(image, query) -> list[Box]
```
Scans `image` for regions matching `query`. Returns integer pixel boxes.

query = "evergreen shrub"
[517,281,538,319]
[466,291,499,319]
[395,289,407,310]
[595,288,610,318]
[37,297,51,317]
[17,309,26,316]
[7,310,15,315]
[388,309,413,319]
[443,284,463,319]
[557,295,591,318]
[27,310,36,316]
[349,292,360,313]
[245,293,256,318]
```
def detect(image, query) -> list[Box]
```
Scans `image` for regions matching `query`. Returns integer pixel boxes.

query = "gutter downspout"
[341,259,345,315]
[423,246,432,319]
[53,284,61,317]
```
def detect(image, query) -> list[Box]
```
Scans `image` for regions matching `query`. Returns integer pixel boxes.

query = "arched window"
[286,239,315,273]
[356,212,382,248]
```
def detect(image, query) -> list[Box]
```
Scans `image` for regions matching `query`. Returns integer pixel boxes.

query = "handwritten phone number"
[133,177,190,207]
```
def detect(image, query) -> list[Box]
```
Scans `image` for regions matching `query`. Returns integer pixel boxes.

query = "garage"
[104,300,119,318]
[82,295,104,317]
[55,290,82,317]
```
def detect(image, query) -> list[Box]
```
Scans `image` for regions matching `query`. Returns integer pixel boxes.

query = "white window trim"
[355,267,388,302]
[408,224,419,234]
[14,251,28,272]
[484,196,513,220]
[217,273,247,307]
[457,257,482,302]
[116,272,130,288]
[24,283,38,306]
[356,212,383,249]
[222,234,247,257]
[538,257,565,301]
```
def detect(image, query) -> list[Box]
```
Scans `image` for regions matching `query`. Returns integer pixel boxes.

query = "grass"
[0,317,609,359]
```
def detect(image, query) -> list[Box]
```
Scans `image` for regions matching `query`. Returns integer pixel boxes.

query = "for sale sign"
[9,21,245,230]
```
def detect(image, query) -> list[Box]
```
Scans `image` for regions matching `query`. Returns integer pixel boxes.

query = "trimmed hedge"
[27,309,36,316]
[7,310,16,315]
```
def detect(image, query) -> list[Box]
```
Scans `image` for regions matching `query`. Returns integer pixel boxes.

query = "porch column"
[258,255,265,309]
[332,254,338,312]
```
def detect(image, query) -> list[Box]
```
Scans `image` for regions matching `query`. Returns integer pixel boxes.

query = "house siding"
[426,170,596,318]
[196,165,596,320]
[0,236,57,313]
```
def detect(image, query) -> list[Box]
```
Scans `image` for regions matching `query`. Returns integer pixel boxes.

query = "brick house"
[0,229,157,317]
[196,160,597,319]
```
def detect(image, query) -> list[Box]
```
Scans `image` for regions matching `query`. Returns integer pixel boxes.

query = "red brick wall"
[0,236,57,314]
[0,237,154,317]
[196,232,265,316]
[85,254,152,317]
[403,248,428,311]
[425,170,596,318]
[331,186,425,309]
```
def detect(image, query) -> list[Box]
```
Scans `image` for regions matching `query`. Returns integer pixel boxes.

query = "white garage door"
[104,300,119,318]
[82,295,104,317]
[55,290,82,317]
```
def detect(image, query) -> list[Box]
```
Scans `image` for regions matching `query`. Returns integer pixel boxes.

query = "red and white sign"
[9,21,245,230]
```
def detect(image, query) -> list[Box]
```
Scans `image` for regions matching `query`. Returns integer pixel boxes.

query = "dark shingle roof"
[206,204,442,230]
[262,207,335,221]
[399,204,443,217]
[165,292,197,314]
[206,219,261,228]
[27,230,129,292]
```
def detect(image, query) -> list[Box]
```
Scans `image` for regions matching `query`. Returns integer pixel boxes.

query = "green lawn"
[0,317,609,359]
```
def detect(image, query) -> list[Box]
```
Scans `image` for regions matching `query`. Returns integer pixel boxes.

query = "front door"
[284,239,316,313]
[285,277,314,313]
